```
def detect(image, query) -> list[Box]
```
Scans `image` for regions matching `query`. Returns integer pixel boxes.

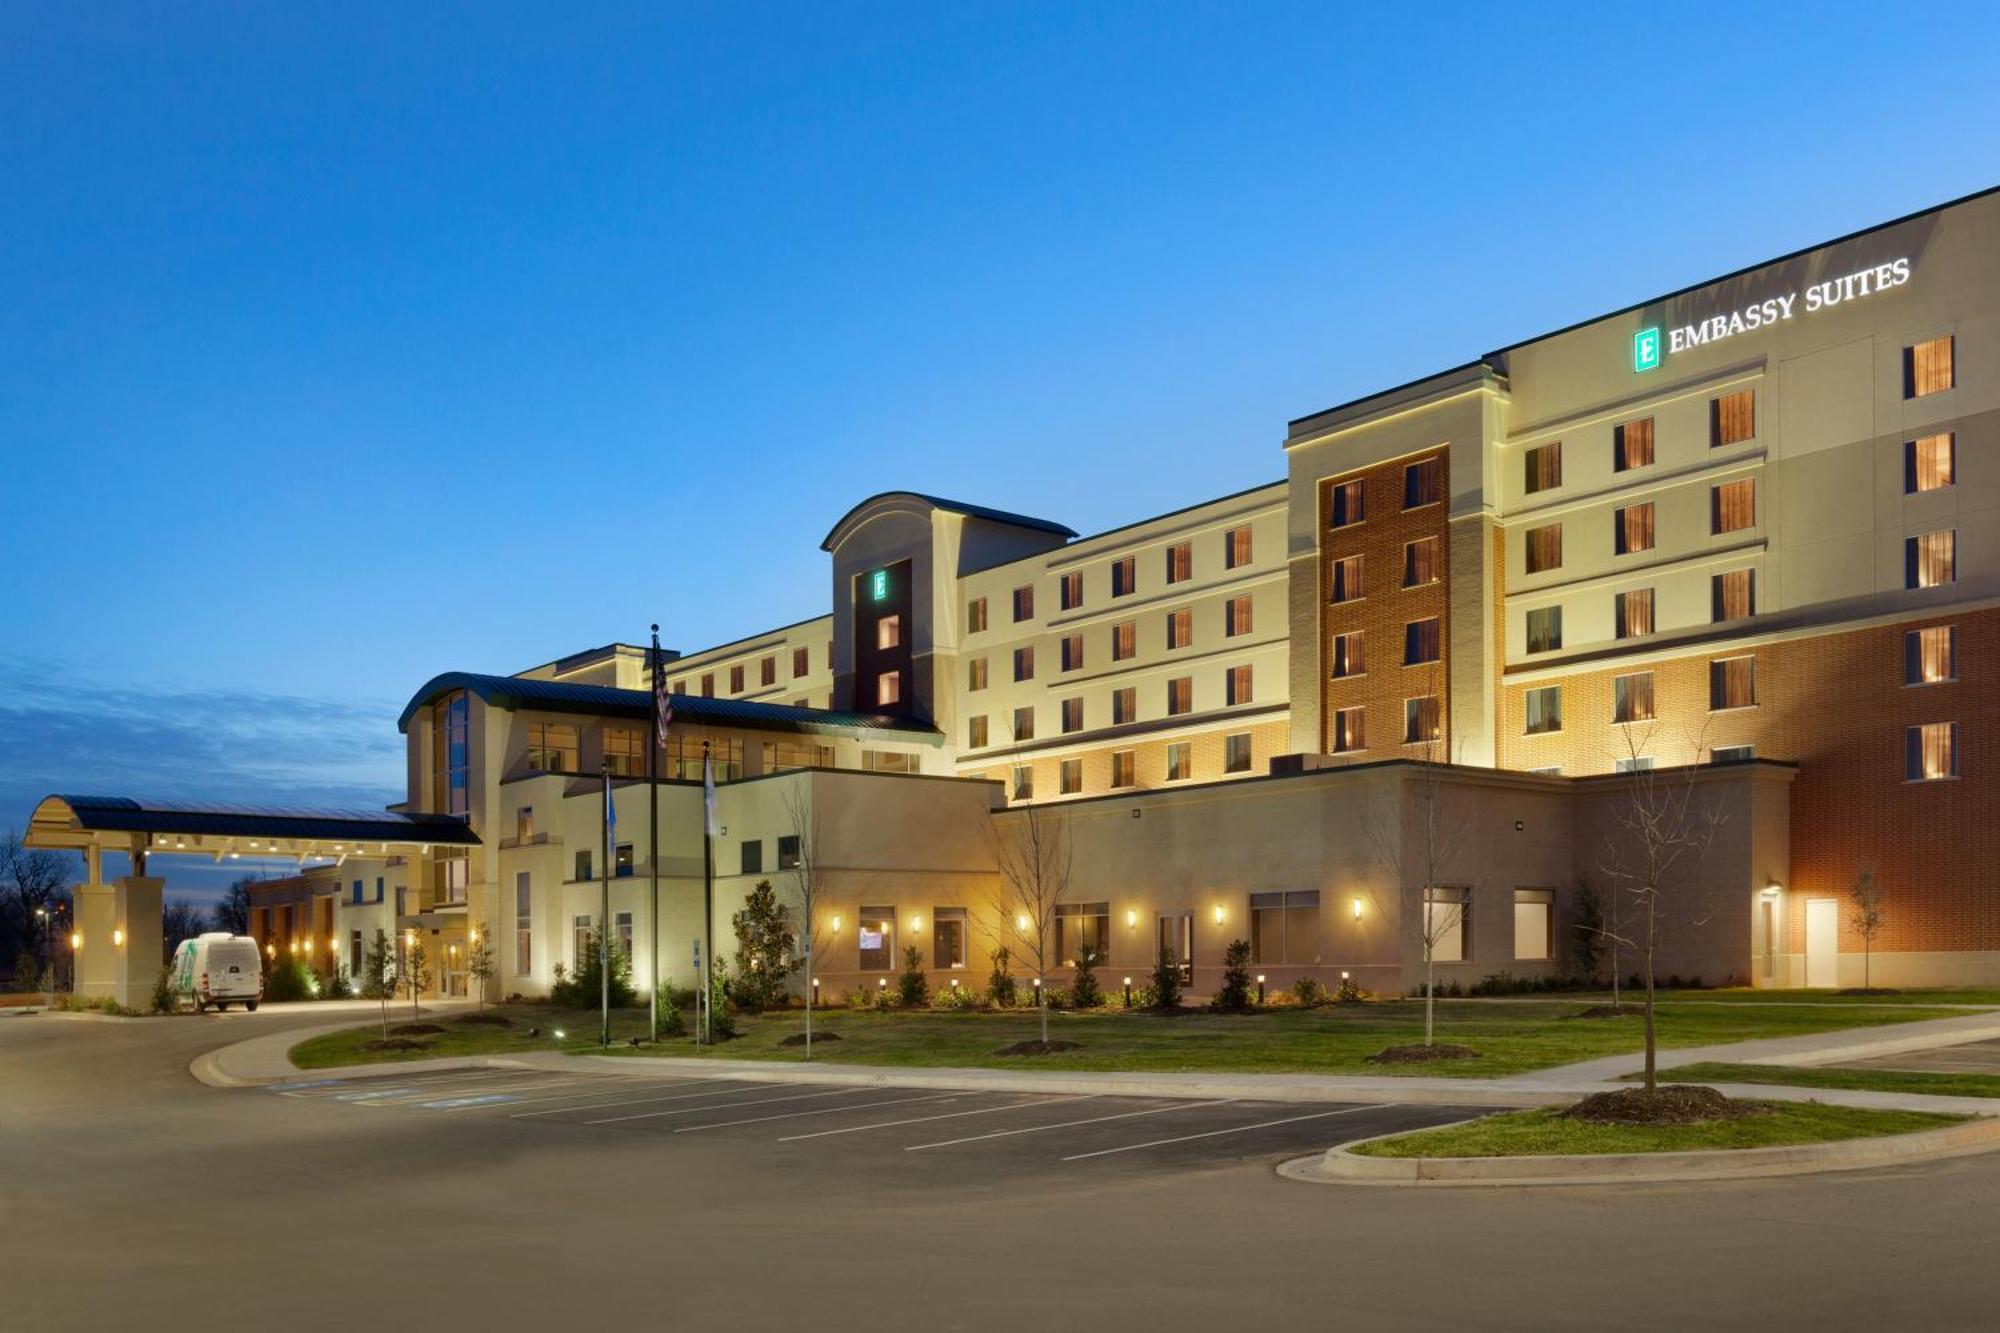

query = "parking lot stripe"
[1057,1103,1389,1161]
[582,1086,868,1126]
[905,1099,1227,1151]
[672,1092,961,1134]
[777,1094,1098,1143]
[509,1081,766,1120]
[281,1069,505,1098]
[440,1078,634,1111]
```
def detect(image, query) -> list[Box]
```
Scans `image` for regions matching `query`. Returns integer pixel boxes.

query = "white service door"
[1804,898,1839,989]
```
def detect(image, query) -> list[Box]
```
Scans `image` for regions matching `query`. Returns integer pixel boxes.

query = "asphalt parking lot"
[262,1065,1478,1179]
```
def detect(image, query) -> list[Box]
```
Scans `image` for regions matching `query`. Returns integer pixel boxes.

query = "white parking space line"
[1058,1103,1389,1161]
[281,1071,497,1098]
[401,1077,613,1107]
[673,1092,961,1134]
[509,1081,767,1120]
[777,1095,1099,1143]
[905,1099,1228,1152]
[441,1078,638,1111]
[583,1086,868,1126]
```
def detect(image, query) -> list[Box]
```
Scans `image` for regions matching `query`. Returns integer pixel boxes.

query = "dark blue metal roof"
[31,795,479,846]
[397,671,944,745]
[820,491,1076,551]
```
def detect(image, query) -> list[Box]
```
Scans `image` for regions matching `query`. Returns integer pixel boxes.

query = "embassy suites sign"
[1632,256,1912,372]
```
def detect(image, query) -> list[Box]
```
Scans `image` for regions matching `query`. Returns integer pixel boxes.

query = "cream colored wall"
[658,616,836,710]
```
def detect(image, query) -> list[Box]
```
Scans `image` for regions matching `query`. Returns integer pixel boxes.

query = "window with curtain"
[1712,569,1756,622]
[1403,537,1440,587]
[1524,442,1562,494]
[1710,656,1756,710]
[1403,695,1441,745]
[1109,750,1136,788]
[1525,606,1562,654]
[966,598,987,634]
[1332,706,1366,753]
[1225,595,1253,636]
[1166,742,1192,780]
[1330,478,1366,528]
[1059,758,1083,794]
[1014,646,1035,681]
[1013,585,1035,621]
[1111,557,1136,597]
[1905,434,1955,493]
[1906,722,1959,781]
[1060,697,1083,733]
[1225,732,1253,773]
[1525,524,1562,574]
[1012,706,1035,741]
[1330,555,1365,603]
[1225,664,1253,705]
[1332,631,1365,679]
[1111,621,1136,661]
[1224,526,1254,569]
[1167,607,1193,648]
[1906,530,1956,589]
[1403,456,1442,509]
[1059,572,1082,611]
[1613,671,1655,724]
[1112,686,1136,725]
[1905,336,1955,398]
[1011,766,1034,801]
[1615,588,1655,639]
[1060,633,1084,671]
[1165,542,1192,584]
[1904,625,1956,685]
[968,657,988,690]
[1524,685,1562,735]
[1712,478,1757,534]
[1614,417,1655,471]
[1710,388,1756,446]
[1404,617,1441,665]
[967,715,988,748]
[1166,677,1192,715]
[1615,502,1655,555]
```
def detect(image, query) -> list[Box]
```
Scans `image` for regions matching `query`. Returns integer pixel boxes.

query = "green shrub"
[935,982,981,1010]
[1336,974,1369,1003]
[846,983,876,1010]
[1211,939,1253,1012]
[1469,971,1590,997]
[553,932,637,1008]
[729,880,797,1011]
[263,958,314,1003]
[1291,977,1328,1008]
[150,966,176,1015]
[1040,985,1071,1009]
[1150,946,1183,1011]
[321,964,353,1000]
[987,946,1017,1008]
[898,946,930,1007]
[1071,946,1103,1009]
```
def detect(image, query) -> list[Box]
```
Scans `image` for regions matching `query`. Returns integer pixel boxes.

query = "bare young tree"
[210,876,257,936]
[162,899,207,956]
[1,831,74,977]
[1597,723,1724,1092]
[983,800,1074,1046]
[779,779,832,1058]
[1851,869,1886,992]
[1362,712,1472,1048]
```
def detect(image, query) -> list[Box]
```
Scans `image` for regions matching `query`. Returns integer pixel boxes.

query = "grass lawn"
[292,995,1964,1076]
[1643,1061,2000,1100]
[1349,1101,1965,1158]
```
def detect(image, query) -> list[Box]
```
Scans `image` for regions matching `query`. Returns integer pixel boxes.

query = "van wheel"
[245,1001,258,1012]
[215,1002,229,1012]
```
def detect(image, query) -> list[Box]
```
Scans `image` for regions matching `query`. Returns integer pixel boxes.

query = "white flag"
[702,751,719,837]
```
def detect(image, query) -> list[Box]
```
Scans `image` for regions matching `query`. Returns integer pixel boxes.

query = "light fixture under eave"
[1763,880,1782,897]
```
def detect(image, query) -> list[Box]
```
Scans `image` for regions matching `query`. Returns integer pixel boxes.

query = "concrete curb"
[1280,1113,2000,1188]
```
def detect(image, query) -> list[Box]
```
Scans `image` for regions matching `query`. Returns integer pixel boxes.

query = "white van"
[170,933,264,1012]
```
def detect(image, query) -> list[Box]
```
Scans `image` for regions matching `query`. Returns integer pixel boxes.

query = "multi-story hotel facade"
[28,185,2000,1008]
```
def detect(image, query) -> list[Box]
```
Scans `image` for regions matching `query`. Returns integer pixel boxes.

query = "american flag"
[652,627,673,749]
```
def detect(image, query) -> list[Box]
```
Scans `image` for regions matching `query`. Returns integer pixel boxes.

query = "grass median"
[289,997,1964,1076]
[1348,1100,1966,1158]
[1642,1061,2000,1100]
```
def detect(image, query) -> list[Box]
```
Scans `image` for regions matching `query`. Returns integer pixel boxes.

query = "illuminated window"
[1224,732,1253,774]
[1615,502,1655,555]
[1712,478,1757,534]
[1404,617,1440,666]
[1332,706,1366,753]
[700,673,714,697]
[1906,530,1956,589]
[1225,664,1253,705]
[1251,890,1319,965]
[1224,525,1253,569]
[614,844,634,878]
[1164,542,1192,584]
[1014,646,1035,681]
[1111,686,1136,725]
[1060,697,1084,734]
[1711,389,1756,446]
[876,672,901,707]
[1905,625,1956,685]
[792,646,809,678]
[729,664,745,693]
[1712,569,1755,622]
[858,908,896,971]
[1524,686,1562,735]
[1225,595,1253,636]
[514,872,532,977]
[968,657,988,690]
[1403,536,1439,587]
[967,597,988,634]
[1403,695,1441,745]
[1011,766,1034,801]
[1331,630,1365,679]
[1710,656,1756,711]
[1524,442,1561,495]
[603,727,644,777]
[1906,722,1959,781]
[1329,478,1365,528]
[1012,706,1035,741]
[876,615,902,651]
[1111,621,1136,661]
[1054,902,1112,965]
[1111,557,1137,597]
[1425,887,1468,962]
[1012,585,1035,622]
[1166,742,1192,781]
[1060,633,1084,672]
[933,908,968,970]
[760,656,777,687]
[966,715,988,748]
[1403,457,1442,509]
[1905,336,1955,398]
[1513,889,1553,961]
[526,722,579,773]
[1614,672,1655,724]
[778,835,801,869]
[1166,607,1193,649]
[1059,758,1082,795]
[1906,434,1955,493]
[1109,751,1136,789]
[1526,606,1562,654]
[1165,676,1193,716]
[1614,417,1654,471]
[1525,524,1562,574]
[1059,571,1083,611]
[1329,554,1365,604]
[1616,588,1654,639]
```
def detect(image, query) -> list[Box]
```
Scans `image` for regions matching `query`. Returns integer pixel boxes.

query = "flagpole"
[701,738,715,1047]
[648,624,662,1045]
[600,759,611,1049]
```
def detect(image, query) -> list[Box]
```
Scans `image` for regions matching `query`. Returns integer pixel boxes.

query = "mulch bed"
[995,1039,1082,1056]
[1561,1084,1766,1126]
[1365,1043,1480,1064]
[389,1023,447,1036]
[779,1031,843,1047]
[1568,1005,1641,1020]
[359,1037,432,1053]
[455,1013,513,1027]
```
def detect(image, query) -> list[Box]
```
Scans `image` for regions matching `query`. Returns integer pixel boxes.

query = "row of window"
[1327,536,1440,604]
[973,596,1258,687]
[1004,731,1258,800]
[968,525,1259,631]
[1328,617,1442,683]
[669,643,825,700]
[1330,694,1442,752]
[1326,455,1443,530]
[969,666,1259,748]
[1514,337,1955,499]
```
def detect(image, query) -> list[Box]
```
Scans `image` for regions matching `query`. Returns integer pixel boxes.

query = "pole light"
[1122,977,1132,1007]
[1256,974,1266,1005]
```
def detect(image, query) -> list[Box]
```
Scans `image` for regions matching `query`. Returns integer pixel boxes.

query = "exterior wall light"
[1125,909,1138,929]
[1212,905,1225,925]
[1016,914,1031,933]
[1763,880,1782,896]
[70,932,82,951]
[910,916,923,933]
[831,915,841,933]
[113,929,125,947]
[1351,897,1363,921]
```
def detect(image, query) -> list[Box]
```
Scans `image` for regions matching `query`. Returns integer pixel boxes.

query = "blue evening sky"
[4,2,1997,900]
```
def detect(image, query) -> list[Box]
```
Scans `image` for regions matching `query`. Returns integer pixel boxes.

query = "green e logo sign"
[869,569,888,602]
[1633,326,1661,372]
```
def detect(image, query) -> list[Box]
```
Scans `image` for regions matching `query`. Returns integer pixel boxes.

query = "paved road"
[5,1009,1998,1332]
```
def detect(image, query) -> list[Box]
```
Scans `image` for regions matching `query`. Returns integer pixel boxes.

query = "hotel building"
[29,185,2000,1008]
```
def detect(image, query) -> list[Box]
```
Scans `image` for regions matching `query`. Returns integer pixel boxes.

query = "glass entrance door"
[1157,913,1193,985]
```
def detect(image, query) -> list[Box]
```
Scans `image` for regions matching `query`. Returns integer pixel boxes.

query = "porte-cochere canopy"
[26,793,479,863]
